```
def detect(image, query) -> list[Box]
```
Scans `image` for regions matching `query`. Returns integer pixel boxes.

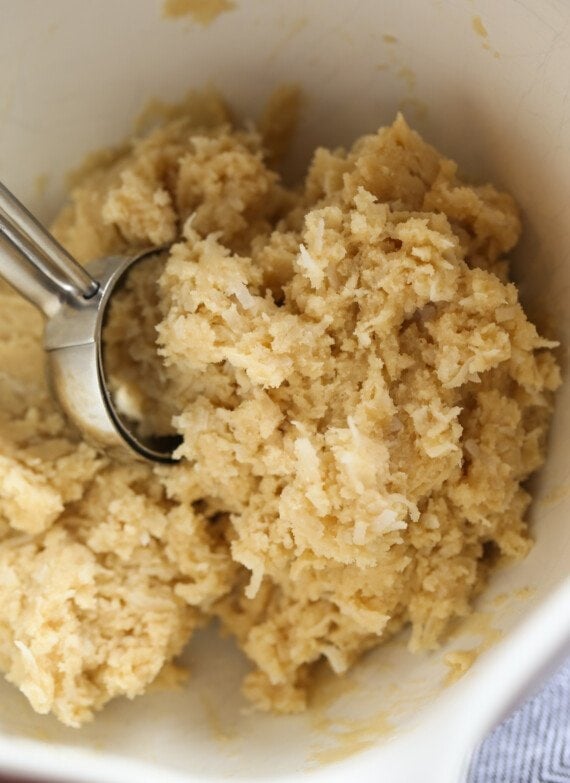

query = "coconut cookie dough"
[0,93,560,726]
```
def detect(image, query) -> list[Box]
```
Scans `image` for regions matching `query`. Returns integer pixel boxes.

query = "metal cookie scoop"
[0,180,180,463]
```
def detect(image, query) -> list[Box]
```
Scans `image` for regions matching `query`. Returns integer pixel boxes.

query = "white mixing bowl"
[0,1,569,782]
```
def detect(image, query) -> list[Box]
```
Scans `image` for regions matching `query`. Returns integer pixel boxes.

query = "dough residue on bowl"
[162,0,236,26]
[0,91,560,726]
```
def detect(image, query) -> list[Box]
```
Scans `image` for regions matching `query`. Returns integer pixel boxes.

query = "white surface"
[0,1,569,781]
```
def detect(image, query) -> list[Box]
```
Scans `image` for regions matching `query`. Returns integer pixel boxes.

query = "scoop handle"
[0,180,99,318]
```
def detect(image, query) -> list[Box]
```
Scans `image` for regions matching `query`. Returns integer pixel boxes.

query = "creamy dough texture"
[0,93,560,726]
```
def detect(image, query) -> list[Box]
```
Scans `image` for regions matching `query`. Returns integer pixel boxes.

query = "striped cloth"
[467,657,570,782]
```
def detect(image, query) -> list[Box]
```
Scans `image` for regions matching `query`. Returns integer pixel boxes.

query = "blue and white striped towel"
[468,657,570,782]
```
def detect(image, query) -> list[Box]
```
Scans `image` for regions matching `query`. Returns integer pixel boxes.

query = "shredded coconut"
[0,92,560,725]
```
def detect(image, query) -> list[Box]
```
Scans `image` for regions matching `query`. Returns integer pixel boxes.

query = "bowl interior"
[0,1,568,781]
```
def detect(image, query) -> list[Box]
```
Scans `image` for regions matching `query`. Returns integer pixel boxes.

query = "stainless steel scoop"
[0,180,179,463]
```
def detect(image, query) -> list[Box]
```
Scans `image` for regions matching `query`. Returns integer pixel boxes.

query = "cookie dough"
[0,93,560,726]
